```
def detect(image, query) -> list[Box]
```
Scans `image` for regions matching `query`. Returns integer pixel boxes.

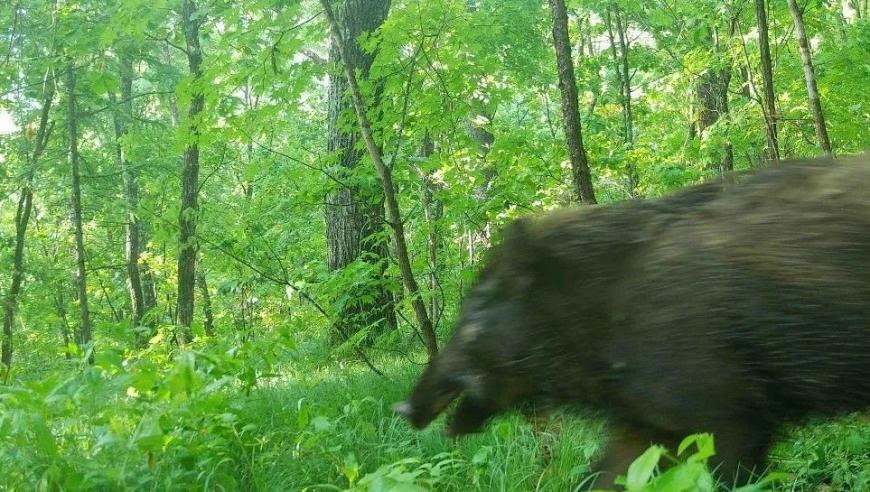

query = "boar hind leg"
[590,426,679,490]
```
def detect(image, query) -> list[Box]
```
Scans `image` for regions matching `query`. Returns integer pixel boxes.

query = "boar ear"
[501,210,644,290]
[498,217,559,289]
[501,217,547,253]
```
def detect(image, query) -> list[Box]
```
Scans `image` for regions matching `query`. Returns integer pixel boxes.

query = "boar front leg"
[446,396,498,436]
[590,426,678,490]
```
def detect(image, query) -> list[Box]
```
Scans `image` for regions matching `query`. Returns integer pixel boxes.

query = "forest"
[1,0,869,490]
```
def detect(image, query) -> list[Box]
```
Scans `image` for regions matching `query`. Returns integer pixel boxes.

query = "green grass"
[229,357,870,491]
[236,359,602,491]
[2,343,870,491]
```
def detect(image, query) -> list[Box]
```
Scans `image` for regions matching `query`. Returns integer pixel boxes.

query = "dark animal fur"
[396,155,870,488]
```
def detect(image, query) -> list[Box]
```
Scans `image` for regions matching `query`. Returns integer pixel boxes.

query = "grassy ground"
[226,356,870,491]
[2,345,870,491]
[238,359,603,491]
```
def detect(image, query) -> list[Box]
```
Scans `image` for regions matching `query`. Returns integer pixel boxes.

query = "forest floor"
[3,345,870,491]
[230,353,870,491]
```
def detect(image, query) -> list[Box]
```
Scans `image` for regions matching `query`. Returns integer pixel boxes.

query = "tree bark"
[605,10,624,113]
[740,65,752,99]
[321,0,439,359]
[177,0,204,345]
[67,61,94,364]
[1,175,33,372]
[755,0,780,160]
[197,270,215,337]
[55,291,72,360]
[548,0,597,204]
[613,8,634,147]
[2,71,54,372]
[323,0,397,344]
[418,134,442,326]
[464,108,496,253]
[141,262,158,319]
[611,6,639,197]
[697,21,735,175]
[787,0,833,156]
[848,0,863,18]
[111,53,150,347]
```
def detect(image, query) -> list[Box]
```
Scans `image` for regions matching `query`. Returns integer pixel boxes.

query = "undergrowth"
[1,333,869,491]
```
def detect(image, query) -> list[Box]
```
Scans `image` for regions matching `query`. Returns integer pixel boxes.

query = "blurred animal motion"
[395,155,870,487]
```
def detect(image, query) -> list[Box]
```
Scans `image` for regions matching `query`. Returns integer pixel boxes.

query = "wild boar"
[396,155,870,487]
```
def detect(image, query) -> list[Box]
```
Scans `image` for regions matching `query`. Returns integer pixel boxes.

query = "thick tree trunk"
[197,270,215,336]
[1,72,54,372]
[461,3,498,247]
[464,108,496,251]
[787,0,833,156]
[697,22,735,175]
[111,53,150,347]
[548,0,597,204]
[67,62,94,364]
[323,0,397,344]
[177,0,204,345]
[755,0,780,160]
[321,0,439,359]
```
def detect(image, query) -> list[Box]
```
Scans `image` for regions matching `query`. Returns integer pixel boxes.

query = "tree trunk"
[755,0,780,160]
[197,270,215,337]
[141,262,158,319]
[67,61,94,364]
[740,65,752,99]
[418,134,442,326]
[611,6,639,197]
[574,11,586,59]
[697,22,735,175]
[323,0,397,345]
[547,0,597,204]
[1,71,54,372]
[2,191,33,370]
[831,2,848,42]
[848,0,863,18]
[787,0,833,156]
[55,291,72,360]
[98,278,121,322]
[321,0,439,359]
[613,8,634,147]
[111,53,150,347]
[162,41,182,128]
[464,108,497,253]
[177,0,204,345]
[605,10,625,113]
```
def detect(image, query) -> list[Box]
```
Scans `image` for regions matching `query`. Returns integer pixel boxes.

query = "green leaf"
[678,433,715,462]
[471,446,492,466]
[134,414,164,451]
[654,462,714,492]
[312,415,331,432]
[31,416,57,457]
[623,445,665,490]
